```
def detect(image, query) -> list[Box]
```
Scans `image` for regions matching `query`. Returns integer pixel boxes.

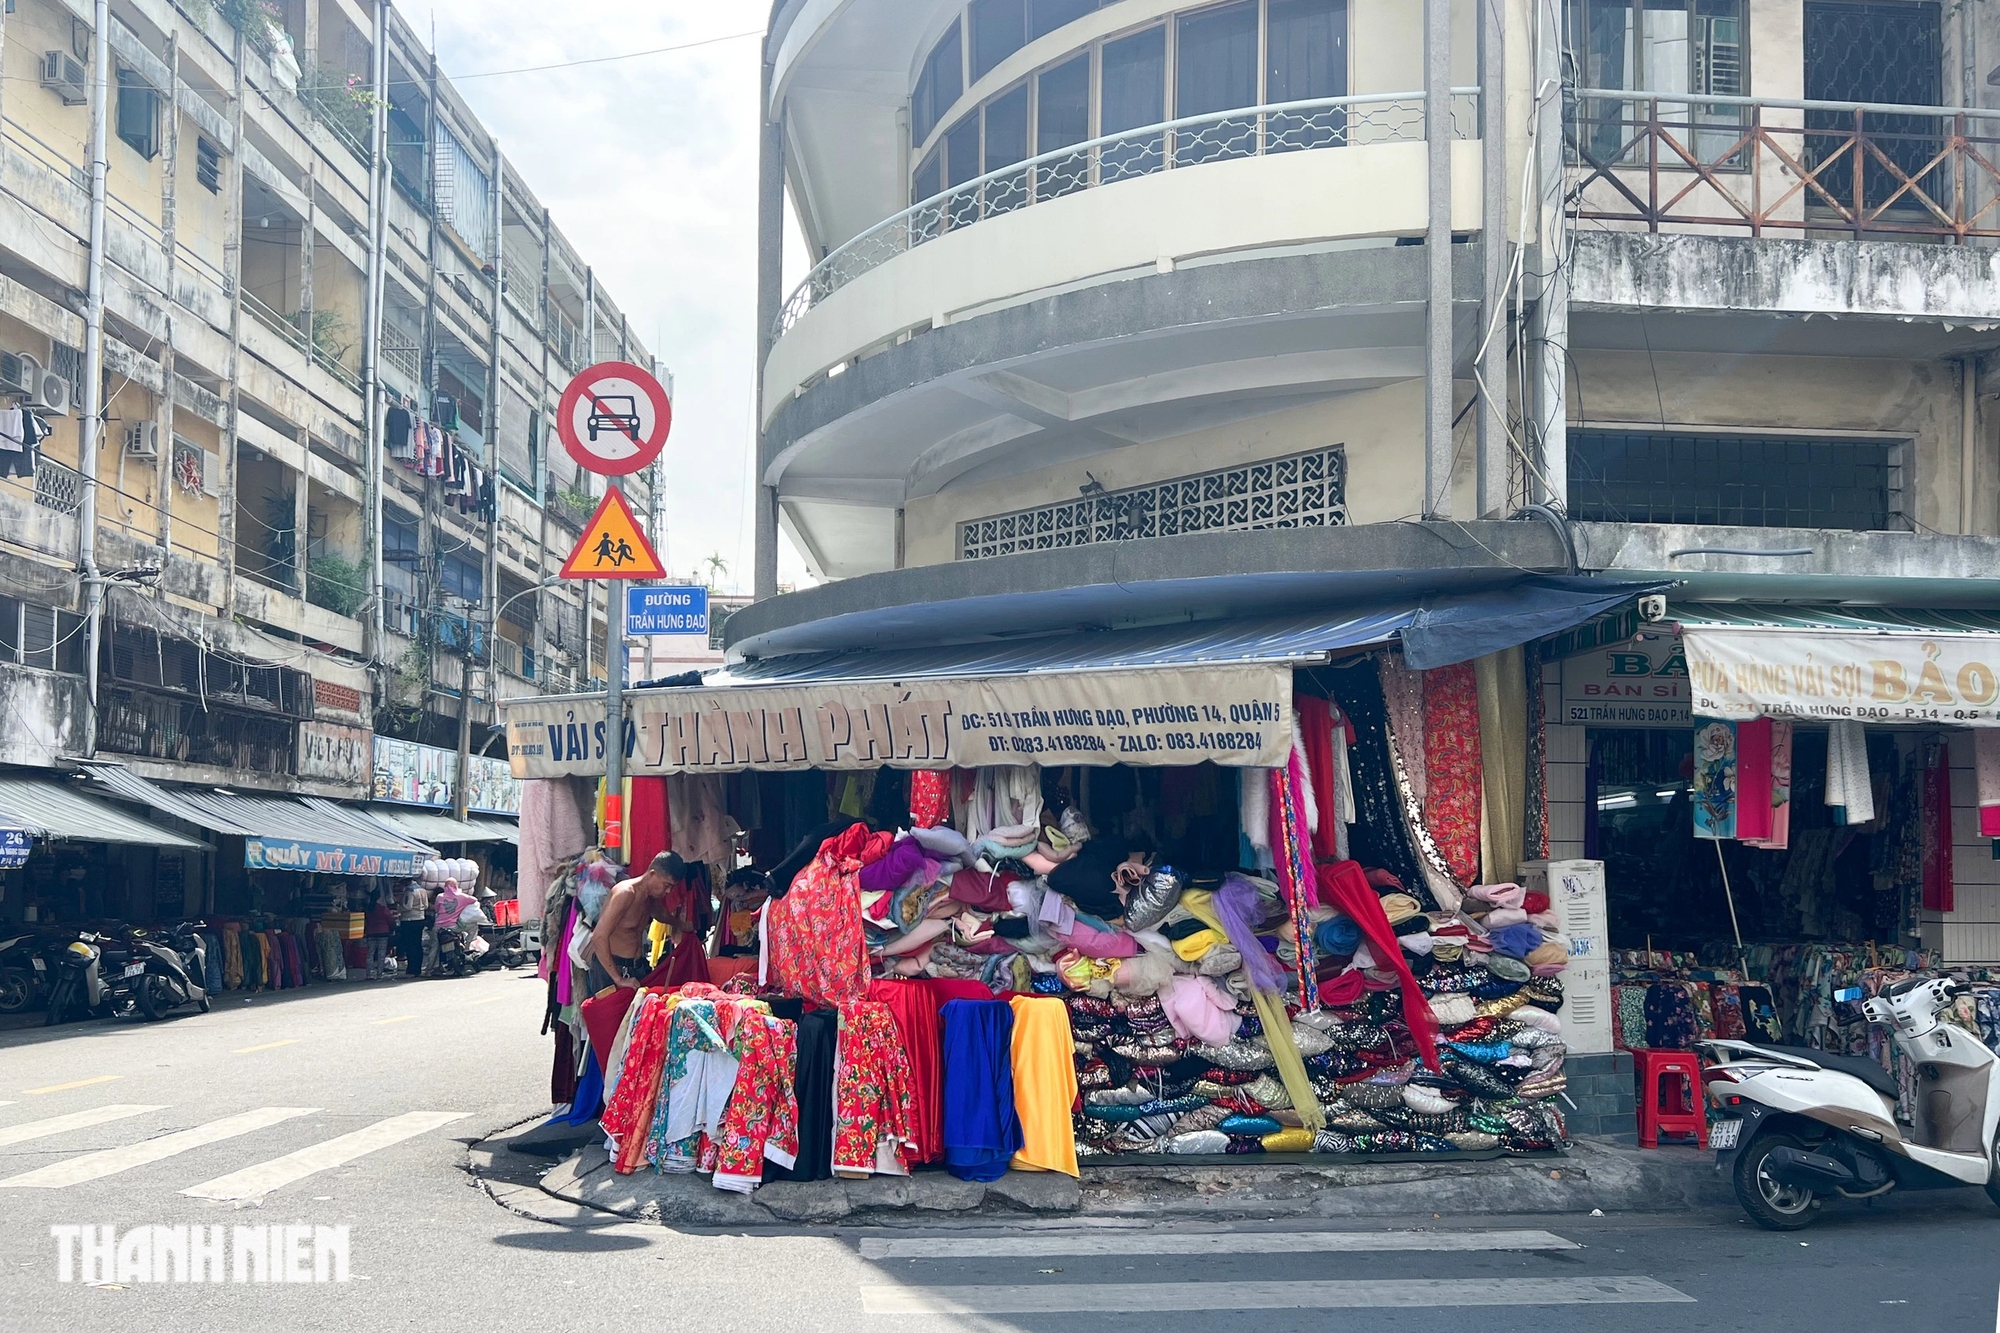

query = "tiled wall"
[1544,661,1588,863]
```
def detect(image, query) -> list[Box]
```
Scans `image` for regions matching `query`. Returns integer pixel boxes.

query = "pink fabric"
[1735,718,1774,842]
[1158,975,1239,1045]
[1050,918,1140,958]
[1465,882,1525,909]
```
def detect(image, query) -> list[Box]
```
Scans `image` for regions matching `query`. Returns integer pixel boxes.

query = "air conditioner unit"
[0,352,31,397]
[125,422,159,458]
[32,371,69,417]
[41,51,86,106]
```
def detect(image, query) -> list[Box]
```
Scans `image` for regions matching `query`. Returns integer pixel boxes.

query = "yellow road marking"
[371,1015,417,1025]
[24,1076,120,1095]
[232,1039,300,1054]
[464,996,508,1006]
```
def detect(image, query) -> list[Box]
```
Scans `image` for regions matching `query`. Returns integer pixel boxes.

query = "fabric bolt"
[1158,975,1240,1045]
[604,993,669,1174]
[1923,739,1955,913]
[712,1013,800,1193]
[940,999,1025,1182]
[1421,661,1483,886]
[868,979,946,1165]
[1266,750,1321,1005]
[833,1000,918,1176]
[1377,651,1429,804]
[1474,646,1526,885]
[764,825,871,1007]
[1734,719,1775,843]
[645,1000,732,1172]
[1751,718,1795,851]
[765,1007,839,1183]
[1324,658,1432,900]
[1315,859,1441,1072]
[1239,765,1273,868]
[1007,996,1080,1177]
[1296,695,1344,860]
[626,777,672,878]
[1826,720,1875,824]
[1979,731,2000,839]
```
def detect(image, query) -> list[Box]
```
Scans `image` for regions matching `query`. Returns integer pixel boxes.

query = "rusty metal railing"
[1568,89,2000,242]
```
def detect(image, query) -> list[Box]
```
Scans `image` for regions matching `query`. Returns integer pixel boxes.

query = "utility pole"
[77,0,110,756]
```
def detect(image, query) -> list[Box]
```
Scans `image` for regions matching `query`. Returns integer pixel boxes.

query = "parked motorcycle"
[43,933,112,1026]
[436,925,504,977]
[109,921,209,1021]
[1701,975,2000,1230]
[0,930,57,1013]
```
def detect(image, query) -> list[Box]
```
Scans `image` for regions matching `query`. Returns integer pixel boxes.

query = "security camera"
[1638,595,1667,623]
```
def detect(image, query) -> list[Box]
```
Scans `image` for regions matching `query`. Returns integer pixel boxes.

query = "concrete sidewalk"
[481,1126,1729,1228]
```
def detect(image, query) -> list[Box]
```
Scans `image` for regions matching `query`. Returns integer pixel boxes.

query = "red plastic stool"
[1633,1049,1708,1148]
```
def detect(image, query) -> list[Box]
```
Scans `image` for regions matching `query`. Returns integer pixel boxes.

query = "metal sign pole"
[604,476,626,856]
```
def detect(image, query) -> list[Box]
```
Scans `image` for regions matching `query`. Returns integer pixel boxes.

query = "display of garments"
[604,993,669,1173]
[832,1000,918,1177]
[940,999,1024,1182]
[667,773,739,873]
[1006,995,1080,1177]
[1421,662,1482,885]
[626,776,672,873]
[713,1013,800,1193]
[765,1007,838,1183]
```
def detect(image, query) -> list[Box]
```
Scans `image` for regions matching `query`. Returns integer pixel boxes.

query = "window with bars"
[958,446,1346,560]
[1566,430,1902,530]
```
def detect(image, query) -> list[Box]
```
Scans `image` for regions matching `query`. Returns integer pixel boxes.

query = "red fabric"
[1295,694,1343,860]
[626,776,672,871]
[868,978,945,1164]
[580,984,640,1076]
[1314,859,1440,1071]
[909,771,951,828]
[1421,662,1483,884]
[1316,969,1365,1007]
[1923,740,1955,913]
[921,978,997,1004]
[1522,892,1550,915]
[765,838,871,1007]
[1734,719,1774,842]
[947,867,1019,912]
[858,830,896,866]
[707,956,758,986]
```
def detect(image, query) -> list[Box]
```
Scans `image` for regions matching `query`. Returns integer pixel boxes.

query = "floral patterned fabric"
[1421,661,1483,886]
[909,770,951,829]
[605,993,670,1175]
[764,831,871,1008]
[833,999,918,1176]
[713,1013,801,1192]
[645,999,729,1173]
[1643,981,1700,1050]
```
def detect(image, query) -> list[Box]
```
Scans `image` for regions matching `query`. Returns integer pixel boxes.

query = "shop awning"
[73,764,433,874]
[717,577,1672,684]
[366,805,519,846]
[0,776,207,850]
[1672,603,2000,724]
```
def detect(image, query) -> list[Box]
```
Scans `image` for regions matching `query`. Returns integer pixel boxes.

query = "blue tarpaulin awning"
[712,577,1671,685]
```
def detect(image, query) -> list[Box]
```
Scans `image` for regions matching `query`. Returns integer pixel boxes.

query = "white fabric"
[1240,767,1272,864]
[1825,720,1875,824]
[663,1048,741,1148]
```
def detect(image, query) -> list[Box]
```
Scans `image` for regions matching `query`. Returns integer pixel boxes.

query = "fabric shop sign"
[1686,629,2000,725]
[244,838,424,877]
[1560,632,1691,728]
[501,664,1295,778]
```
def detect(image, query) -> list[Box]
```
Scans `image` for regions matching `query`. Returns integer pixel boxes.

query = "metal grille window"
[1567,430,1899,530]
[958,446,1347,560]
[1803,1,1944,215]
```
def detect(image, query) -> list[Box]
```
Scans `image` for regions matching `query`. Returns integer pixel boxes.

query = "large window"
[1268,0,1349,148]
[1031,0,1101,39]
[1175,1,1259,164]
[1037,53,1092,194]
[1570,0,1746,165]
[913,20,964,146]
[1100,25,1166,182]
[971,0,1028,80]
[1567,430,1899,530]
[116,67,160,160]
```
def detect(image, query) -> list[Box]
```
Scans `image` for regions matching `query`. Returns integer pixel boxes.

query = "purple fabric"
[554,904,577,1006]
[858,838,930,893]
[1488,922,1545,959]
[1217,874,1287,992]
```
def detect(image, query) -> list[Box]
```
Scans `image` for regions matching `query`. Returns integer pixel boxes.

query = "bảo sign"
[1685,627,2000,725]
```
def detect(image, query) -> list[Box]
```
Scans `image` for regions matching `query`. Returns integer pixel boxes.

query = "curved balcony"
[765,89,1481,423]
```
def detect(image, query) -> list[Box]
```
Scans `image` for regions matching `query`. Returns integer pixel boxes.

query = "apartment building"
[0,0,653,922]
[720,0,2000,965]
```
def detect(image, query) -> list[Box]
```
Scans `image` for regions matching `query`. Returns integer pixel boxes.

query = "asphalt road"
[1,968,1997,1332]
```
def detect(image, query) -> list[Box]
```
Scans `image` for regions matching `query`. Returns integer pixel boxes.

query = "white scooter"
[1699,976,2000,1230]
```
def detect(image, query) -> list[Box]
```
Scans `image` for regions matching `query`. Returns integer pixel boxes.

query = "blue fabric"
[1315,915,1361,956]
[941,999,1023,1183]
[1487,922,1544,960]
[550,1055,604,1127]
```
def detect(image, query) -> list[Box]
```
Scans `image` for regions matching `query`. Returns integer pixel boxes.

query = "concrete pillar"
[1530,0,1570,510]
[1422,0,1454,519]
[753,44,785,600]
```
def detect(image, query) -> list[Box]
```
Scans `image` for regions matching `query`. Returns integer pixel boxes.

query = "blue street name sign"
[627,585,710,636]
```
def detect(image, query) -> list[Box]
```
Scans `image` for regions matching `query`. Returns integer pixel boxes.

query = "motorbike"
[43,932,113,1026]
[108,921,209,1021]
[436,924,503,977]
[0,930,57,1013]
[1701,975,2000,1230]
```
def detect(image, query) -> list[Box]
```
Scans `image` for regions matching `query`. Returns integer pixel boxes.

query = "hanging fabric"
[1266,748,1319,1010]
[1474,647,1526,885]
[1826,720,1875,825]
[1421,662,1482,886]
[1691,720,1738,840]
[1977,730,2000,839]
[1922,738,1954,913]
[1734,718,1775,843]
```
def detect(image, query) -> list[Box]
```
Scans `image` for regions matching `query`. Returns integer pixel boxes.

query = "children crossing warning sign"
[559,489,667,580]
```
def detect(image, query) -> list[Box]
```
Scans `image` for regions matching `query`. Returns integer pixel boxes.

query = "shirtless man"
[589,851,690,992]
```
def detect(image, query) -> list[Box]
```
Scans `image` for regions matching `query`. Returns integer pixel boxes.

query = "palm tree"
[704,551,728,589]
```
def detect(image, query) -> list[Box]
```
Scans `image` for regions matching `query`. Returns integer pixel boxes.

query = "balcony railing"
[776,89,1479,339]
[1569,90,2000,242]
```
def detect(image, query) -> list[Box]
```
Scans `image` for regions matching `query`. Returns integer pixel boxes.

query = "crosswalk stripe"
[859,1229,1580,1261]
[0,1105,165,1149]
[859,1277,1695,1315]
[180,1111,468,1202]
[0,1107,319,1189]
